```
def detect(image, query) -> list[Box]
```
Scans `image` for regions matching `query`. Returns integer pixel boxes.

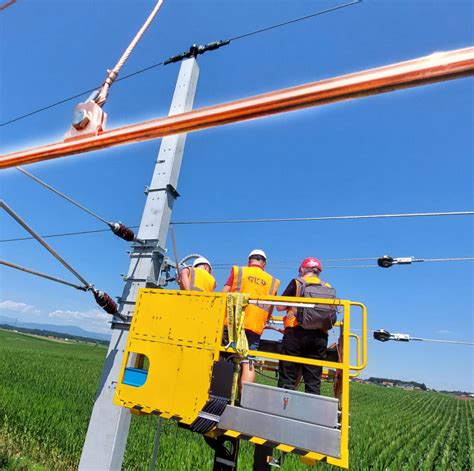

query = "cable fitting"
[103,69,118,86]
[164,40,231,65]
[374,330,410,342]
[378,255,417,268]
[64,101,107,141]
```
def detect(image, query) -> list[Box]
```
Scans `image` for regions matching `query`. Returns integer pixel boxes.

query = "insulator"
[93,289,119,315]
[110,222,136,242]
[377,255,394,268]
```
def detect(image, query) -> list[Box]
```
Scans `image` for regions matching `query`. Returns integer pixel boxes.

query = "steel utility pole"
[79,57,199,470]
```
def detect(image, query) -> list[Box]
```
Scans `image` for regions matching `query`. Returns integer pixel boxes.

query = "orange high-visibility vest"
[284,275,332,329]
[189,267,216,292]
[230,266,279,335]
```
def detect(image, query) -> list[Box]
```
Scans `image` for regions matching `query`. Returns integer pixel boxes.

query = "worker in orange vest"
[277,257,335,395]
[223,249,280,385]
[179,257,216,292]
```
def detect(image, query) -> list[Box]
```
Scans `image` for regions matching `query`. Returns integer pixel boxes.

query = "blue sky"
[0,0,472,391]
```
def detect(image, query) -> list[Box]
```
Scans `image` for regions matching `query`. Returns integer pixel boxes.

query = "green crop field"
[0,329,472,470]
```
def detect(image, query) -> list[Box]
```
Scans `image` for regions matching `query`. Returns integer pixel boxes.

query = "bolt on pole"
[78,58,199,470]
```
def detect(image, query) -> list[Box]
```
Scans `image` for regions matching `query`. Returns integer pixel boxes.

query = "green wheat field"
[0,329,472,470]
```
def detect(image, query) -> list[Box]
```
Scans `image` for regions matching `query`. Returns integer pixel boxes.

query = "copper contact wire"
[1,47,473,169]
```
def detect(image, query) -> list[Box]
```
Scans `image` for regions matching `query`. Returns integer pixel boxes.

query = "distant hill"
[0,315,111,341]
[368,376,427,391]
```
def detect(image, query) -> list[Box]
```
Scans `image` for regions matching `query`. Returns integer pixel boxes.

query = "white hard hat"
[193,257,212,269]
[248,249,267,260]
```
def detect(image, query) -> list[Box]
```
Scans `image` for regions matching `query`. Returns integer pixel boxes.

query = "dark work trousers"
[278,326,328,395]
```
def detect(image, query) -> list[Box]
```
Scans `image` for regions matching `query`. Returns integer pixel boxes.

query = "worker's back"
[284,274,332,329]
[230,265,279,334]
[188,267,216,292]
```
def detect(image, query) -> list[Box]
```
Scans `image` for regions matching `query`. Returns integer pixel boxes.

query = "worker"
[223,249,280,384]
[277,257,336,395]
[179,257,216,292]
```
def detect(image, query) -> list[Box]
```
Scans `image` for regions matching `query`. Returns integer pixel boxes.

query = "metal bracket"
[146,184,180,199]
[166,184,180,199]
[111,320,131,331]
[156,256,177,287]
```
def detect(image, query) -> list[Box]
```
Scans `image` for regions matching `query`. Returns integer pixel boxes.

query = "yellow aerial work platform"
[114,289,367,469]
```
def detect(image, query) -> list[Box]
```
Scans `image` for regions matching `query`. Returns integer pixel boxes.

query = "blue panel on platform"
[123,367,148,387]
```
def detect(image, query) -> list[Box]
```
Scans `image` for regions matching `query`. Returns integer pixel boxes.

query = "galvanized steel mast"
[78,58,199,470]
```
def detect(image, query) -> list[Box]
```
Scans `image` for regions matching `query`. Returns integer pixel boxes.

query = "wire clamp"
[164,40,231,65]
[64,100,107,141]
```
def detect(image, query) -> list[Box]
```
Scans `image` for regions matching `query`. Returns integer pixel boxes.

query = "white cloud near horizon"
[0,300,40,314]
[48,308,110,333]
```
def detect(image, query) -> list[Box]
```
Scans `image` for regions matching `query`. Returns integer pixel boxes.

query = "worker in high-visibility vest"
[277,257,335,395]
[179,257,216,292]
[223,249,280,384]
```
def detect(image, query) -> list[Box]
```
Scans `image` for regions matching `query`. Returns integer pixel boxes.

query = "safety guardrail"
[221,294,368,468]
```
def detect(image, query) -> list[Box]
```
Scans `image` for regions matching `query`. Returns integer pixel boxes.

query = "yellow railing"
[220,294,368,468]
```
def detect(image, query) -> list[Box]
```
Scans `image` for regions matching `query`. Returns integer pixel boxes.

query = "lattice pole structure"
[78,58,199,470]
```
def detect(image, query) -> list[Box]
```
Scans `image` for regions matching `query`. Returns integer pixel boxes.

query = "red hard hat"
[300,257,322,273]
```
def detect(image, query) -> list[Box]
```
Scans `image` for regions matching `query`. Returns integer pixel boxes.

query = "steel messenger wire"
[1,211,472,243]
[0,0,361,127]
[15,167,140,243]
[170,211,474,225]
[16,167,110,225]
[407,337,474,346]
[269,325,473,346]
[227,0,361,41]
[350,328,474,346]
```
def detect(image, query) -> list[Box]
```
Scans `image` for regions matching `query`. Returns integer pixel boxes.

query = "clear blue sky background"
[1,0,472,391]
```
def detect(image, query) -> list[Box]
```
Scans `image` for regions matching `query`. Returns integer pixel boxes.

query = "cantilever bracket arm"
[0,200,91,288]
[1,46,473,169]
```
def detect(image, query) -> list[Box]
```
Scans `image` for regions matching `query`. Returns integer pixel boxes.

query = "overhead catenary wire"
[228,0,361,41]
[170,211,474,226]
[373,329,474,346]
[212,264,378,270]
[16,167,110,225]
[419,257,474,263]
[212,257,379,267]
[15,167,141,243]
[1,210,472,243]
[0,61,166,127]
[346,329,474,346]
[0,0,361,127]
[407,337,474,346]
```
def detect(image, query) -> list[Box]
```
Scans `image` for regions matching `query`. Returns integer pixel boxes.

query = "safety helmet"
[248,249,267,261]
[193,257,212,271]
[299,257,322,274]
